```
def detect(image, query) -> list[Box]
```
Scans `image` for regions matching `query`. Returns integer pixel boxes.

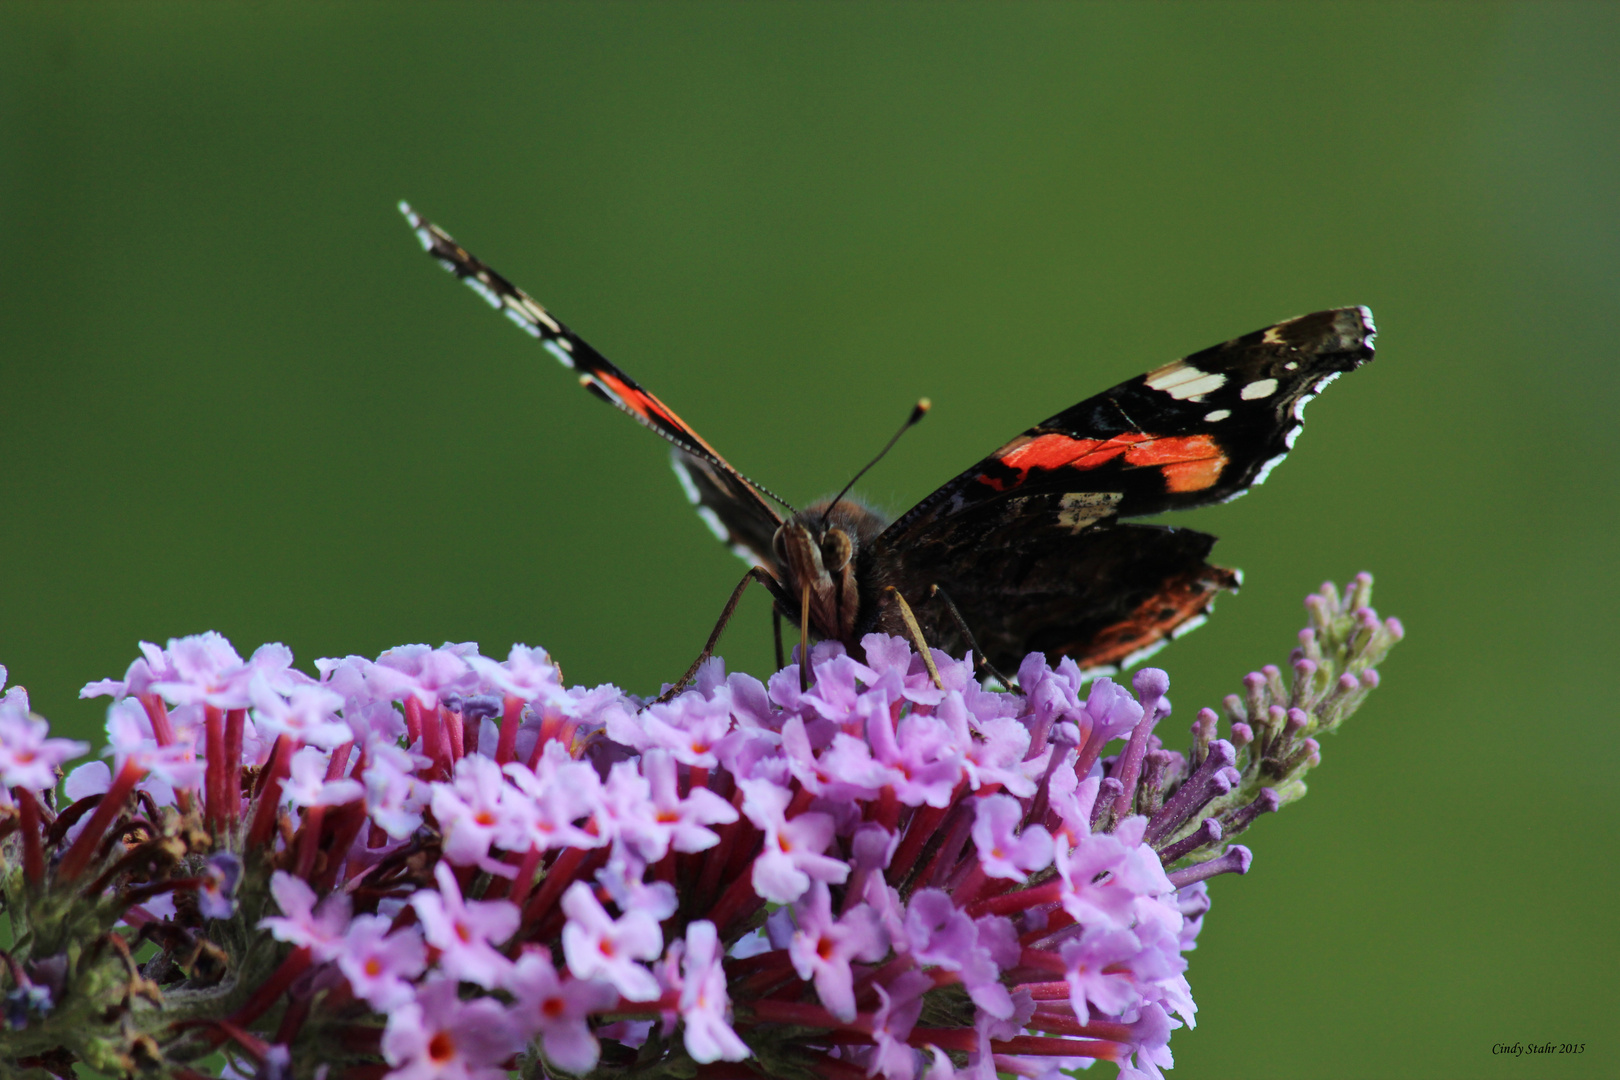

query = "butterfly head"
[774,500,890,647]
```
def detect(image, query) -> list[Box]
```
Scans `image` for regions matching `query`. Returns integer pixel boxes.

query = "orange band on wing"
[983,431,1226,494]
[999,431,1153,471]
[1123,434,1228,492]
[594,372,724,458]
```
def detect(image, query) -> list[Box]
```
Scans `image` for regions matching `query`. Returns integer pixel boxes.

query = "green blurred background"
[2,3,1615,1077]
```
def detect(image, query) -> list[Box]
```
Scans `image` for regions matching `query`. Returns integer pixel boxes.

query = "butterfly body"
[402,203,1376,676]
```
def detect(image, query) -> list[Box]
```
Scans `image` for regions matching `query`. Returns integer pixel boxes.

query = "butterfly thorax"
[772,499,891,649]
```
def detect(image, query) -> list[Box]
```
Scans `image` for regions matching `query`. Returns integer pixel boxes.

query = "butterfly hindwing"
[877,490,1238,672]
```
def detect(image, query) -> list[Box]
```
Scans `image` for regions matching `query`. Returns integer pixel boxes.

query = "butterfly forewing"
[400,203,783,564]
[869,307,1374,671]
[881,307,1376,548]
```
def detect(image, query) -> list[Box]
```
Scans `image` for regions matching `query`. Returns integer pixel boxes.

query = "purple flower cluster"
[0,578,1400,1080]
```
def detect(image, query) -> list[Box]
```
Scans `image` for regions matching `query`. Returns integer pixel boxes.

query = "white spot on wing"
[1170,613,1208,640]
[731,542,766,568]
[1284,361,1298,371]
[1241,378,1279,400]
[1203,409,1231,422]
[518,297,561,334]
[1145,361,1227,400]
[544,339,576,369]
[1118,636,1171,670]
[1252,450,1289,487]
[1291,371,1341,421]
[505,308,541,337]
[465,277,502,309]
[1357,305,1377,344]
[696,506,730,543]
[671,457,703,505]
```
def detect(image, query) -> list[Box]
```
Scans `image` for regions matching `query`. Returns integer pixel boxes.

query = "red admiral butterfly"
[401,203,1375,690]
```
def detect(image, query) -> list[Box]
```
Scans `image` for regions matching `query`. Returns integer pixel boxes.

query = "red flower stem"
[879,786,902,831]
[204,705,225,828]
[607,990,681,1016]
[444,707,465,763]
[1016,980,1071,1000]
[57,758,145,882]
[228,947,311,1026]
[503,846,542,907]
[1028,1010,1135,1043]
[312,801,368,893]
[119,877,205,907]
[223,708,246,823]
[523,846,588,925]
[915,803,973,890]
[853,953,920,1007]
[693,791,747,911]
[687,765,709,798]
[993,1035,1123,1059]
[721,815,762,884]
[525,709,561,768]
[16,788,44,886]
[706,867,762,936]
[785,784,815,819]
[402,697,423,748]
[212,1018,272,1058]
[748,998,870,1033]
[738,952,796,994]
[1019,905,1075,946]
[139,693,177,745]
[1017,947,1069,975]
[139,695,191,812]
[294,807,327,879]
[889,782,962,883]
[950,861,992,908]
[907,1027,975,1052]
[247,736,293,850]
[968,879,1063,917]
[495,695,524,765]
[273,987,313,1045]
[417,702,442,773]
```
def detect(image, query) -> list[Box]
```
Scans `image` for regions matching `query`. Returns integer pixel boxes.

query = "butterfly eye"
[821,529,853,573]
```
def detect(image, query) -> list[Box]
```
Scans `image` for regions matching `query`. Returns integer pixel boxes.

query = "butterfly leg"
[928,584,1018,691]
[883,587,944,690]
[772,608,785,671]
[654,567,790,705]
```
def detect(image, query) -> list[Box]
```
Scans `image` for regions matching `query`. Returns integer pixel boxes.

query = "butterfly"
[400,203,1375,690]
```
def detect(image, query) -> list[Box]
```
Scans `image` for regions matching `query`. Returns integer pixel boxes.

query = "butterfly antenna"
[742,472,797,515]
[821,398,931,529]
